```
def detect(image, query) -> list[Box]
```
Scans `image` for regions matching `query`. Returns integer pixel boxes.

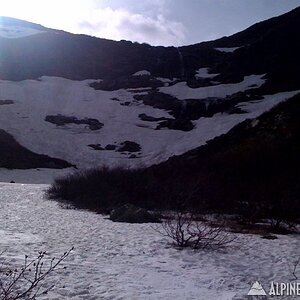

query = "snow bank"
[132,70,151,76]
[195,68,219,79]
[215,47,240,53]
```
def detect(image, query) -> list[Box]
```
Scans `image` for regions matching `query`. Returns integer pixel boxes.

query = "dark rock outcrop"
[110,204,160,223]
[0,129,73,169]
[0,100,14,105]
[45,115,103,130]
[117,141,141,153]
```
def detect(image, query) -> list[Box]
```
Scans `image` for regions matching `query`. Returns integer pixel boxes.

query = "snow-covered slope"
[0,183,299,299]
[0,16,48,38]
[0,24,45,38]
[0,75,298,181]
[159,74,265,100]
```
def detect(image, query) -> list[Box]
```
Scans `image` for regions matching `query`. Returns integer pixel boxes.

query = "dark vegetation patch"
[105,144,117,150]
[120,102,131,106]
[0,129,73,169]
[116,141,141,153]
[0,100,14,105]
[134,92,181,116]
[139,113,195,131]
[157,119,194,131]
[47,167,151,213]
[48,94,300,228]
[45,115,103,130]
[88,142,141,152]
[110,204,160,223]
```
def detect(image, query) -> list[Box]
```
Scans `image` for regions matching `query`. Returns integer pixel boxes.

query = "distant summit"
[0,16,51,39]
[0,16,48,31]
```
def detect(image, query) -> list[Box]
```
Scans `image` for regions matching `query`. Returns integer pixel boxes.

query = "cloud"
[76,7,186,46]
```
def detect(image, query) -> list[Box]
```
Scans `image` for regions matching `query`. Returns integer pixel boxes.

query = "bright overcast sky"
[1,0,300,46]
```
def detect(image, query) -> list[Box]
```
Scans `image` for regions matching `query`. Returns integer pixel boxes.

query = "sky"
[1,0,300,46]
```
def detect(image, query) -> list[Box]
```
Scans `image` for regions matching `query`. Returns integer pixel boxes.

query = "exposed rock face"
[88,144,104,151]
[135,91,256,132]
[45,115,104,130]
[110,204,160,223]
[90,75,164,91]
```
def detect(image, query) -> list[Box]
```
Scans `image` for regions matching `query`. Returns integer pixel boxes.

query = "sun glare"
[1,1,42,22]
[0,0,88,32]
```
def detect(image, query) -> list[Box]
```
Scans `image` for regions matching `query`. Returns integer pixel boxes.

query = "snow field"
[0,76,298,181]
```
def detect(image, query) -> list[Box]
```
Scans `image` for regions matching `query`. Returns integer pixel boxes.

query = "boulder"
[261,234,278,240]
[110,204,160,223]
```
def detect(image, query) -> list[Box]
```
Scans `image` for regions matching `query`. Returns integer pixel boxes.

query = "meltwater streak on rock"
[177,47,185,79]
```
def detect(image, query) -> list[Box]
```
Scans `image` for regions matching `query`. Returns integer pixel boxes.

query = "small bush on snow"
[156,211,236,250]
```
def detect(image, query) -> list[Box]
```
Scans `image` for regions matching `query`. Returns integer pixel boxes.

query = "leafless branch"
[0,247,73,300]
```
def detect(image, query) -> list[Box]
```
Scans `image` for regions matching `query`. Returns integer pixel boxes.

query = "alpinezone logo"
[248,281,267,296]
[248,281,300,297]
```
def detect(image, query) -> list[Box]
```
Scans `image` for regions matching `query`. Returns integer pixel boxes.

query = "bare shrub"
[291,258,300,280]
[0,247,73,300]
[158,211,235,249]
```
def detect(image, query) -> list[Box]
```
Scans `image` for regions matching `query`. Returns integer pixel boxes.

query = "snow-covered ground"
[0,76,299,179]
[0,25,45,38]
[0,183,299,299]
